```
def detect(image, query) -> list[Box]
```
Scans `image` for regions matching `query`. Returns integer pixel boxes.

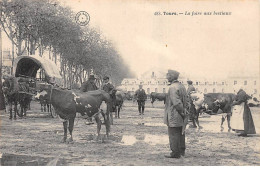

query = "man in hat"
[186,80,199,128]
[80,75,98,92]
[134,84,147,115]
[164,69,187,158]
[102,76,116,112]
[102,76,115,94]
[80,74,98,125]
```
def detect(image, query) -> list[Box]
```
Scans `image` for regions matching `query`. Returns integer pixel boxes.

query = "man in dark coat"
[102,76,114,94]
[164,69,187,158]
[186,80,199,128]
[102,76,116,112]
[80,75,98,92]
[231,87,256,136]
[135,84,147,115]
[80,74,98,125]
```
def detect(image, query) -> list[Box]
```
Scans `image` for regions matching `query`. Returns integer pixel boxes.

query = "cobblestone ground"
[0,100,259,166]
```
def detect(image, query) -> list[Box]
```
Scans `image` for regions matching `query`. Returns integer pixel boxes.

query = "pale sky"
[3,0,260,79]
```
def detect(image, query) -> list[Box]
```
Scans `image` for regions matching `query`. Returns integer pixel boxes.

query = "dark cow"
[125,91,135,101]
[150,92,167,105]
[113,91,125,118]
[191,91,235,131]
[42,85,114,143]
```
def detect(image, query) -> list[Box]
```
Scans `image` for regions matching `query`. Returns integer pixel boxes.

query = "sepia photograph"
[0,0,259,166]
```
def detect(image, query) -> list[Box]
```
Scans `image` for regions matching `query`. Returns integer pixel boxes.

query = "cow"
[150,92,167,105]
[248,95,260,107]
[35,90,52,112]
[113,91,125,118]
[190,91,235,131]
[41,85,114,143]
[125,91,134,100]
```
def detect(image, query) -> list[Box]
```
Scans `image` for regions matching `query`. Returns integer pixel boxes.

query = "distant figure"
[80,75,98,125]
[187,80,199,128]
[231,85,256,137]
[164,69,187,159]
[80,75,98,92]
[135,84,147,115]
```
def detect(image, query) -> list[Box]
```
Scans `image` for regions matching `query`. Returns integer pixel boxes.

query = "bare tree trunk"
[0,28,5,110]
[11,41,14,75]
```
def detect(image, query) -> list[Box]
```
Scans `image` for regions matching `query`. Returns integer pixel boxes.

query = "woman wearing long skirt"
[231,86,256,137]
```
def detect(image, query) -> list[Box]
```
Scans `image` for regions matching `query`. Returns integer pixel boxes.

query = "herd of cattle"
[3,79,260,143]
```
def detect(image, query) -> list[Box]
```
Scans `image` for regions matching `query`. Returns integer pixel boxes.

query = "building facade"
[120,70,260,97]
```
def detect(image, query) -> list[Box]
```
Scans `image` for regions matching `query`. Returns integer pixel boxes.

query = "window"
[204,88,207,93]
[205,82,207,85]
[155,88,158,92]
[254,81,257,85]
[234,81,237,85]
[254,89,257,94]
[213,82,216,85]
[163,88,166,93]
[213,88,216,93]
[244,81,247,85]
[196,82,199,85]
[222,82,225,85]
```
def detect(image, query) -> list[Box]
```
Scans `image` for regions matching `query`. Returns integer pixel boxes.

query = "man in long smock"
[164,69,188,158]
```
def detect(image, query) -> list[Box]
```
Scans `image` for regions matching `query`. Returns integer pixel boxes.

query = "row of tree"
[0,0,134,89]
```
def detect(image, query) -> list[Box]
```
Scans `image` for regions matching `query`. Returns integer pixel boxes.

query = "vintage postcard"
[0,0,259,166]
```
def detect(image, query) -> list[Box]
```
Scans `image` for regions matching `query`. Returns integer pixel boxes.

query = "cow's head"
[35,90,48,100]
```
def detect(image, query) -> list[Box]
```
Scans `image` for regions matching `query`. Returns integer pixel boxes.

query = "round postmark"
[75,11,90,26]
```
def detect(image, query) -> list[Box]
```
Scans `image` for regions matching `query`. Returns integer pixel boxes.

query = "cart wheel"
[51,106,57,118]
[17,104,23,117]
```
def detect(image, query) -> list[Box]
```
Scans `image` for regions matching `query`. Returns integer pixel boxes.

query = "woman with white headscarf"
[231,85,256,136]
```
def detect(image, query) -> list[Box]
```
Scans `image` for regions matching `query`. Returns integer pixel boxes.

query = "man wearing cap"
[80,75,98,92]
[135,84,147,115]
[187,80,199,128]
[164,69,187,158]
[80,74,98,125]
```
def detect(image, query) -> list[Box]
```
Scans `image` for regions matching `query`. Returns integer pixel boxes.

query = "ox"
[42,85,114,143]
[113,91,125,119]
[35,90,51,113]
[190,91,235,131]
[248,95,260,107]
[150,92,167,105]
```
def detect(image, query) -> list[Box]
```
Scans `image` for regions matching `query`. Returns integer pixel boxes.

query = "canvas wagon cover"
[13,55,63,86]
